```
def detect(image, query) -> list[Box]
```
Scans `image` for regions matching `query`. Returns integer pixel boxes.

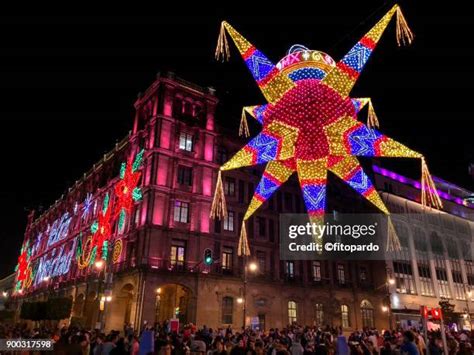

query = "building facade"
[10,72,473,333]
[372,168,474,330]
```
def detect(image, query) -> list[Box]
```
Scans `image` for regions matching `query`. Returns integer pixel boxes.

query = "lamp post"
[377,268,395,330]
[95,258,112,331]
[241,259,258,329]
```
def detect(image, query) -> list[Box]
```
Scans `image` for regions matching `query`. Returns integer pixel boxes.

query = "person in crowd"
[400,331,419,355]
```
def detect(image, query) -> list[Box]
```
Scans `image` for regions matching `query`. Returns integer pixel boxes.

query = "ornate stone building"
[11,72,473,333]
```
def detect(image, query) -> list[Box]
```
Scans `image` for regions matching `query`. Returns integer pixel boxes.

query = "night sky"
[1,3,473,278]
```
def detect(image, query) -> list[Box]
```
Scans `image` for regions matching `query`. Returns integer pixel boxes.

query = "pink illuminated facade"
[12,72,474,332]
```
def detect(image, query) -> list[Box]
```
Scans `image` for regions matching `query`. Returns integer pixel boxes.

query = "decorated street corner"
[0,5,474,353]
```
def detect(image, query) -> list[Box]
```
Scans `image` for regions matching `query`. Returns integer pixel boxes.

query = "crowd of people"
[0,321,473,355]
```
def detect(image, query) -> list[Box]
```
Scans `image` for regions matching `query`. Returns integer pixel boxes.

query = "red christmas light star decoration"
[16,250,28,282]
[92,202,112,259]
[114,160,142,218]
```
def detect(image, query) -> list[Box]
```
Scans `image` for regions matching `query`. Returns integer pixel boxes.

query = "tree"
[46,297,72,320]
[19,298,72,321]
[439,300,456,323]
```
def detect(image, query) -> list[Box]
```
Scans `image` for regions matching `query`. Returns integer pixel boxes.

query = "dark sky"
[1,2,473,278]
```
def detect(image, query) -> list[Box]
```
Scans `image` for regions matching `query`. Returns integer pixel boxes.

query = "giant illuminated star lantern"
[211,5,443,255]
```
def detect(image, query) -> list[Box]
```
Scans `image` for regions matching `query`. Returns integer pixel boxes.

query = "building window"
[214,219,221,234]
[360,300,374,328]
[337,264,346,285]
[224,178,236,196]
[238,180,245,203]
[393,261,416,295]
[418,264,435,297]
[435,256,451,299]
[222,247,233,272]
[257,217,266,238]
[315,303,324,325]
[217,148,228,165]
[222,296,233,324]
[415,230,434,297]
[177,166,193,186]
[288,301,297,324]
[312,261,322,282]
[179,132,193,152]
[285,261,295,279]
[174,200,189,223]
[223,211,235,232]
[170,240,186,270]
[466,261,474,288]
[257,251,266,273]
[173,97,183,117]
[183,101,193,116]
[341,304,350,328]
[452,260,465,300]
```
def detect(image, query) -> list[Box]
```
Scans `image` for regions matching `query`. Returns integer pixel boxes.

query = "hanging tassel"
[238,221,251,256]
[239,108,250,137]
[421,157,443,209]
[210,170,228,219]
[367,100,380,128]
[386,216,401,252]
[215,21,230,62]
[396,6,414,46]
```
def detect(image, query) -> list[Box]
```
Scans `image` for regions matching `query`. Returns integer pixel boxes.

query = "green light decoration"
[91,221,98,234]
[114,149,144,230]
[102,240,109,261]
[118,209,126,232]
[88,246,97,267]
[132,187,142,202]
[120,162,126,179]
[76,233,83,259]
[102,193,110,215]
[132,149,144,172]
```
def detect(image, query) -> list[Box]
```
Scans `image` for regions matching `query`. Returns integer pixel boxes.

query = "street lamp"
[241,260,258,329]
[376,268,395,330]
[2,291,7,298]
[248,262,258,272]
[95,260,104,269]
[95,255,111,331]
[237,297,244,304]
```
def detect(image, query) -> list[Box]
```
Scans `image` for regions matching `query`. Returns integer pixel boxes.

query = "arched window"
[341,304,350,328]
[222,296,233,324]
[288,301,297,324]
[183,101,193,116]
[315,303,324,325]
[173,97,183,117]
[360,300,374,328]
